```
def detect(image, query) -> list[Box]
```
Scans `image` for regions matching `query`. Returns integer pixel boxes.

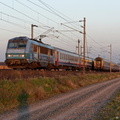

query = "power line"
[0,27,29,35]
[55,30,77,44]
[27,0,81,31]
[0,11,51,32]
[38,0,81,30]
[0,11,32,24]
[87,33,109,53]
[15,0,58,24]
[38,0,69,21]
[0,1,46,26]
[87,33,118,63]
[0,18,29,30]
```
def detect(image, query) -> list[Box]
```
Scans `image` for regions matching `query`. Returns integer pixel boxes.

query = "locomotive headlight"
[19,54,25,57]
[8,55,13,57]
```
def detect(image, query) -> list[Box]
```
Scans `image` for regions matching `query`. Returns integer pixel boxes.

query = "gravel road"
[0,78,120,120]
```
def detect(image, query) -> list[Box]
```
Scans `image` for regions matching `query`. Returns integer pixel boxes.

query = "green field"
[94,91,120,120]
[0,70,120,115]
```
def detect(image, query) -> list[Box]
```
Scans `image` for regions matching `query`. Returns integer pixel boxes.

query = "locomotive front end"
[5,37,29,69]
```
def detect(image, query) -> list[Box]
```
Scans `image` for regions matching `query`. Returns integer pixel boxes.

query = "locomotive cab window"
[8,40,27,49]
[8,42,18,48]
[96,61,101,67]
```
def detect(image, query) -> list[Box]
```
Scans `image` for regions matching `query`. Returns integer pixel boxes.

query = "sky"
[0,0,120,63]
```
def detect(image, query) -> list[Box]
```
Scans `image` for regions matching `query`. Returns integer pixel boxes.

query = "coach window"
[71,56,73,61]
[72,56,74,61]
[63,54,65,60]
[70,56,72,61]
[65,54,67,60]
[61,53,63,59]
[62,53,63,59]
[60,53,61,59]
[68,55,69,60]
[62,54,63,59]
[76,57,78,62]
[75,57,77,62]
[60,53,62,59]
[69,56,71,60]
[62,54,64,59]
[74,57,75,61]
[63,54,65,59]
[64,54,66,60]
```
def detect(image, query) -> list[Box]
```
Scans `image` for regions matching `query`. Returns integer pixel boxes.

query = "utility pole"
[83,17,86,74]
[110,44,112,72]
[78,39,80,55]
[61,18,86,73]
[81,46,83,56]
[31,24,38,39]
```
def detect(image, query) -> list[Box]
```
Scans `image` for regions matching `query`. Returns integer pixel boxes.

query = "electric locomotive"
[5,36,55,69]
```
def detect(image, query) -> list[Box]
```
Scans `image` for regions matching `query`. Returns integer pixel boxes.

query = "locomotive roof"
[9,36,54,49]
[95,57,103,60]
[9,36,29,41]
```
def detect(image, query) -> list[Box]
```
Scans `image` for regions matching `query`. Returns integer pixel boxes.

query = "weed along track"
[0,78,120,120]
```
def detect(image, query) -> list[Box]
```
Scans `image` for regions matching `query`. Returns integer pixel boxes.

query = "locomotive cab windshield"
[8,40,27,49]
[5,37,29,69]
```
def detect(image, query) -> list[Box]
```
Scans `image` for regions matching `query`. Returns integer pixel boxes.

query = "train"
[94,57,119,72]
[5,36,120,72]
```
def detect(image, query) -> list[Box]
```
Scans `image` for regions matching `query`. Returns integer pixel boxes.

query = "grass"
[94,91,120,120]
[0,70,120,113]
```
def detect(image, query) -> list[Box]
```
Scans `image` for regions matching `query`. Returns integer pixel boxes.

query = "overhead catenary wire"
[0,27,29,35]
[0,11,32,24]
[87,33,110,53]
[15,0,58,24]
[86,33,118,63]
[0,18,30,30]
[38,0,81,30]
[0,1,47,27]
[0,12,53,31]
[28,0,82,37]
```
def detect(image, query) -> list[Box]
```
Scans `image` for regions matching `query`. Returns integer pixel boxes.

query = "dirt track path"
[0,78,120,120]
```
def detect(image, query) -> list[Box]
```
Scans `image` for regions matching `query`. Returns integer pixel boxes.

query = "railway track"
[0,77,120,120]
